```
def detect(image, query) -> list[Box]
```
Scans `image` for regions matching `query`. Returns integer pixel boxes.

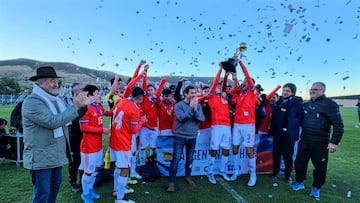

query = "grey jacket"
[22,93,80,170]
[174,100,205,138]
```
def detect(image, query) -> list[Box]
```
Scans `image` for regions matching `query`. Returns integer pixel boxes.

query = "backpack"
[94,167,113,188]
[136,154,161,182]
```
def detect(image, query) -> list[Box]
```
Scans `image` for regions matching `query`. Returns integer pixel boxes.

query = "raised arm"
[210,66,222,94]
[156,77,168,99]
[174,78,187,102]
[239,60,254,88]
[142,64,149,91]
[266,85,282,100]
[132,59,146,79]
[222,72,229,92]
[123,72,144,98]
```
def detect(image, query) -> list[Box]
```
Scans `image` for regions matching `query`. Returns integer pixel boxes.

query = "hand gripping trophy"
[221,42,247,73]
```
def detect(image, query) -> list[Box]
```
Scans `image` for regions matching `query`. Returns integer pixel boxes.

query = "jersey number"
[113,111,124,129]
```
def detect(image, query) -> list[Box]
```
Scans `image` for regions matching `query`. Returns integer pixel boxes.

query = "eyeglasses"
[310,89,322,91]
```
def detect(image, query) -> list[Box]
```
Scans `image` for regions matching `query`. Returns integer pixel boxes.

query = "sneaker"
[230,171,240,181]
[89,189,100,200]
[127,177,138,185]
[115,198,136,203]
[247,175,257,187]
[220,172,231,181]
[71,183,81,192]
[185,176,196,187]
[291,182,305,191]
[125,187,135,194]
[81,193,94,203]
[167,183,175,192]
[309,186,320,201]
[130,172,142,180]
[206,174,216,184]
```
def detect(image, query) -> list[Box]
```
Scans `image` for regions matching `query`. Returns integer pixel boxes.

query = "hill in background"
[0,58,216,90]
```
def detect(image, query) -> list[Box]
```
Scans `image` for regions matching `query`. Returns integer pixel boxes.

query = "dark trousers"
[68,132,82,185]
[30,167,62,203]
[295,139,328,189]
[168,136,196,183]
[272,132,294,178]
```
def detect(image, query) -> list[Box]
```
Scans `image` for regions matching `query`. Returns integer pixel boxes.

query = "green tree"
[0,77,21,94]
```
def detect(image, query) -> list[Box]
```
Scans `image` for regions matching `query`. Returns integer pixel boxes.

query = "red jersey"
[110,98,143,151]
[158,100,175,131]
[258,85,281,133]
[232,61,258,124]
[141,95,159,129]
[208,95,230,126]
[207,67,230,126]
[80,103,111,153]
[141,77,167,129]
[199,103,212,129]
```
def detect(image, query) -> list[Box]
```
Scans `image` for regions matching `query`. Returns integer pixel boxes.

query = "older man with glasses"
[291,82,344,201]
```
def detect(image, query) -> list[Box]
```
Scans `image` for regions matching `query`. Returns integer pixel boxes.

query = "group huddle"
[21,58,344,203]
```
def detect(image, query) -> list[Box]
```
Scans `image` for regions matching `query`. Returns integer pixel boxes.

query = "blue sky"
[0,0,359,98]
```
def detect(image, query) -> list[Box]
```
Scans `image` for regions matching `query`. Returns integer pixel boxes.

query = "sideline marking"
[216,177,247,203]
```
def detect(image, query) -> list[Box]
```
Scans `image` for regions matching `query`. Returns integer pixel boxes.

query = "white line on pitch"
[216,176,247,203]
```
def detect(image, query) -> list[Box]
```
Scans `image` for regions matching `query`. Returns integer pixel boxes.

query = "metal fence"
[0,94,26,105]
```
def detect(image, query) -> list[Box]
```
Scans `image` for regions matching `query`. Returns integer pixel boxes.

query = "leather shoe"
[167,183,175,192]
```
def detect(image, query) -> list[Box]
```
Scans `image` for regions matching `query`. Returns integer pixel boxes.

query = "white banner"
[156,129,249,176]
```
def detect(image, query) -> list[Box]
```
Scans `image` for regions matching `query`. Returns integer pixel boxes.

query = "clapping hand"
[73,91,96,109]
[190,97,198,111]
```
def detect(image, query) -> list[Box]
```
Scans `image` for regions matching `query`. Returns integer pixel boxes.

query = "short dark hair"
[169,84,176,90]
[147,84,155,90]
[131,86,145,98]
[110,77,122,85]
[162,88,172,96]
[284,83,297,94]
[83,85,99,96]
[183,85,195,96]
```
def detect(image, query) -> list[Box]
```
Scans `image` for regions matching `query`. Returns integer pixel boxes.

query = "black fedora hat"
[29,66,62,81]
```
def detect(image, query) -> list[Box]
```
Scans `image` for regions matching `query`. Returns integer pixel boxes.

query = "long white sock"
[81,174,92,195]
[116,176,128,200]
[113,168,120,191]
[89,172,97,191]
[130,154,137,175]
[220,155,229,173]
[249,157,257,178]
[233,153,240,174]
[139,149,146,165]
[208,156,215,174]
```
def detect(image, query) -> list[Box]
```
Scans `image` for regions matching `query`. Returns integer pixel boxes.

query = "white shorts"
[139,127,158,149]
[210,125,231,150]
[79,150,103,174]
[232,123,255,147]
[159,129,173,136]
[109,148,132,168]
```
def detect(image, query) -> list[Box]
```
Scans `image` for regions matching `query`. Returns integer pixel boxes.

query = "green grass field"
[0,105,359,203]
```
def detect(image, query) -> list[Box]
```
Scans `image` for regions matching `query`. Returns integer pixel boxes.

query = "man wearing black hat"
[22,66,95,203]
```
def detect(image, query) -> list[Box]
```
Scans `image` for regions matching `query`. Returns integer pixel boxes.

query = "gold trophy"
[221,42,247,72]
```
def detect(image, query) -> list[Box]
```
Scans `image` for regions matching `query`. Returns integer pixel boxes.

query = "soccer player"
[158,88,176,136]
[110,87,147,203]
[230,60,259,187]
[203,65,232,184]
[79,85,112,203]
[138,68,167,165]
